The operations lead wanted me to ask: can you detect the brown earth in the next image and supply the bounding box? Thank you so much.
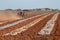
[0,10,22,26]
[0,13,55,40]
[0,13,47,35]
[0,10,40,26]
[0,12,60,40]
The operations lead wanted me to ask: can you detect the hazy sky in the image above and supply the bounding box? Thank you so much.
[0,0,60,9]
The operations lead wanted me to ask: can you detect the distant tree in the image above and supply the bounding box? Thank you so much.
[54,9,59,11]
[45,8,50,10]
[23,9,30,11]
[51,9,55,12]
[36,9,41,11]
[16,9,21,11]
[5,9,13,11]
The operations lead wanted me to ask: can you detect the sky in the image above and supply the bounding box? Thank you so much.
[0,0,60,10]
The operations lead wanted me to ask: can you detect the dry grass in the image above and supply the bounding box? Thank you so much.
[0,10,22,25]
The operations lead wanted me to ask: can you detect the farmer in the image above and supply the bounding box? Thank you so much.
[18,11,24,17]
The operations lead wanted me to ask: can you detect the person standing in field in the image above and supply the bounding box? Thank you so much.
[18,11,24,17]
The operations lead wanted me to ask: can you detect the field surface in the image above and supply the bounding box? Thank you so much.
[0,12,60,40]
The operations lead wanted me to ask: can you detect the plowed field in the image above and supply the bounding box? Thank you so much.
[0,12,60,40]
